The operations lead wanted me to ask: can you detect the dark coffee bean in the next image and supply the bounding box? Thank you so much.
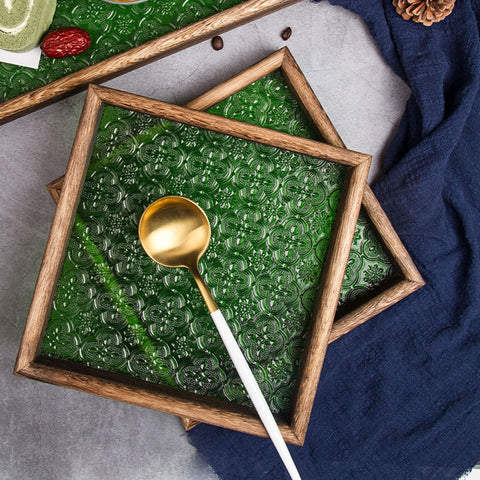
[211,36,224,51]
[281,27,292,41]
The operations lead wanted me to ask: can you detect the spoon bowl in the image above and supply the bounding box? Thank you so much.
[139,196,210,269]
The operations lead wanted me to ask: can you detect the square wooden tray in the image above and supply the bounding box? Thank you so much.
[15,77,370,445]
[0,0,299,125]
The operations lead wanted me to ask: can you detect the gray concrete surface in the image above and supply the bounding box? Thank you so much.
[0,2,410,479]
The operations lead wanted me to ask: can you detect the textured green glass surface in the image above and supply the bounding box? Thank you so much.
[0,0,243,103]
[41,71,394,416]
[205,72,395,305]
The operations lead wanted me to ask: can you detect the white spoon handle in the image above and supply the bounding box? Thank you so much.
[210,309,302,480]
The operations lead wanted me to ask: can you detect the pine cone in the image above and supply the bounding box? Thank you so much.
[392,0,455,26]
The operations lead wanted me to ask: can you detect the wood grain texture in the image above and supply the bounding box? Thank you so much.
[361,187,423,283]
[17,358,301,444]
[14,87,104,374]
[328,279,421,343]
[282,49,345,148]
[180,418,200,431]
[38,48,423,445]
[46,177,64,203]
[0,0,300,126]
[185,48,287,111]
[291,159,370,439]
[92,84,370,167]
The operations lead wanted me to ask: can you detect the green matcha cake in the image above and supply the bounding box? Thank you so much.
[0,0,57,52]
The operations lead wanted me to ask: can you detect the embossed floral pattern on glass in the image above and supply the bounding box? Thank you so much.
[41,71,395,416]
[0,0,243,103]
[206,72,395,306]
[42,103,346,415]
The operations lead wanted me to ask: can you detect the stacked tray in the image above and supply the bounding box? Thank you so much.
[15,48,422,445]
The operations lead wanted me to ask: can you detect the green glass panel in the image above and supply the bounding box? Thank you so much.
[41,70,395,416]
[207,72,395,305]
[42,101,346,415]
[0,0,243,103]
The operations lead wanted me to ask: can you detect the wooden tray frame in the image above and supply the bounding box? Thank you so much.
[0,0,300,126]
[15,79,370,446]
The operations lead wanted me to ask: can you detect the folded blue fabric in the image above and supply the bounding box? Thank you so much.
[188,1,480,478]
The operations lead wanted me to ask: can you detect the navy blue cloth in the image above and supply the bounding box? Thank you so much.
[188,1,480,478]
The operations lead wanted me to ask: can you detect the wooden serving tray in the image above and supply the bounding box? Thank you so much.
[15,73,371,445]
[0,0,299,125]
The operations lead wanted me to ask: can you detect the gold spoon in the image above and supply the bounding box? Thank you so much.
[138,196,301,480]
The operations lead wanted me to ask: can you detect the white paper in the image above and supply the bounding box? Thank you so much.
[0,46,41,69]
